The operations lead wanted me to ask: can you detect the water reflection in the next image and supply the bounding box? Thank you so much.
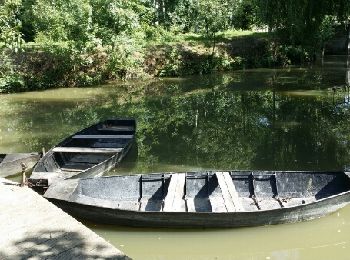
[1,58,350,173]
[1,56,350,259]
[87,205,350,260]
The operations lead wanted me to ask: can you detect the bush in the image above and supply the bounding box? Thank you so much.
[3,43,108,91]
[145,44,243,77]
[106,36,146,80]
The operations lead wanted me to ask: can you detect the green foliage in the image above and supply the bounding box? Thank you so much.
[231,0,256,30]
[90,0,141,45]
[253,0,350,52]
[318,16,337,49]
[106,36,146,80]
[147,44,242,77]
[0,56,25,93]
[1,0,350,93]
[0,0,24,51]
[31,0,92,44]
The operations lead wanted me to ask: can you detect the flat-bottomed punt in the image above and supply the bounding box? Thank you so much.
[44,170,350,227]
[29,119,135,189]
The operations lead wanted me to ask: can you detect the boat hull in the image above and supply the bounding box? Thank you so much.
[49,191,350,228]
[44,170,350,227]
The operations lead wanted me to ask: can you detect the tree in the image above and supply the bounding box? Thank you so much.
[253,0,350,55]
[89,0,142,45]
[0,0,24,51]
[31,0,92,44]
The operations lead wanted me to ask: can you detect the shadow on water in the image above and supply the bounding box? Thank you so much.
[0,229,127,260]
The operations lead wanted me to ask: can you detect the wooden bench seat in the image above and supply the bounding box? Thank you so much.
[216,172,244,212]
[52,147,122,154]
[72,135,133,139]
[163,173,186,212]
[97,126,134,132]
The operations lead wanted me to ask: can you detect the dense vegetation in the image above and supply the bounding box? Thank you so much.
[0,0,349,92]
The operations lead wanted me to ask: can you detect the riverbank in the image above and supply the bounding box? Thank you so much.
[0,178,129,259]
[1,30,311,94]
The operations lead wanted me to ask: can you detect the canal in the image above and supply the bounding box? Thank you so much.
[1,55,350,259]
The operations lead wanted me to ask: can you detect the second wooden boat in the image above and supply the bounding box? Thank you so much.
[44,170,350,227]
[29,119,136,191]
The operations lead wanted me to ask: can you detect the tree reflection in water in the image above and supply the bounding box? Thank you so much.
[0,62,350,174]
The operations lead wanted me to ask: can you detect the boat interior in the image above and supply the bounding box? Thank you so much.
[33,119,135,174]
[65,171,350,212]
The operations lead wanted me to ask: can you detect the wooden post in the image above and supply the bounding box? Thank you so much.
[20,163,27,187]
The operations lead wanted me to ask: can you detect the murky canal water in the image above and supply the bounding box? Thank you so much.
[1,55,350,259]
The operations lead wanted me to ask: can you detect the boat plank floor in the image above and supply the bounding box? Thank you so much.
[60,163,95,172]
[69,154,107,164]
[216,172,244,212]
[163,173,186,212]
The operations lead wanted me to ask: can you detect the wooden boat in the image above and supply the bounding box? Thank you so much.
[28,119,135,190]
[44,170,350,228]
[0,153,40,178]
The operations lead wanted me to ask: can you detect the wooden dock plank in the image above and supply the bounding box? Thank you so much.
[216,172,244,212]
[163,173,186,212]
[52,147,122,153]
[0,178,129,260]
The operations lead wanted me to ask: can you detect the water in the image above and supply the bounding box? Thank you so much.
[1,55,350,259]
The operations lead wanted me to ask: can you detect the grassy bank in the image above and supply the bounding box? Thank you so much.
[0,30,309,93]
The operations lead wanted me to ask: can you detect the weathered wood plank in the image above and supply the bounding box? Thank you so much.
[163,173,186,212]
[209,196,227,212]
[72,134,133,139]
[52,147,122,153]
[186,198,196,212]
[98,126,134,132]
[216,172,244,212]
[69,154,107,164]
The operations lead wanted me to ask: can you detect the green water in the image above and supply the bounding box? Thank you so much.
[1,55,350,259]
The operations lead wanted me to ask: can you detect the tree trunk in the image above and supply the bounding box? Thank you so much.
[211,33,216,56]
[347,20,350,56]
[154,0,159,25]
[347,55,350,87]
[347,20,350,87]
